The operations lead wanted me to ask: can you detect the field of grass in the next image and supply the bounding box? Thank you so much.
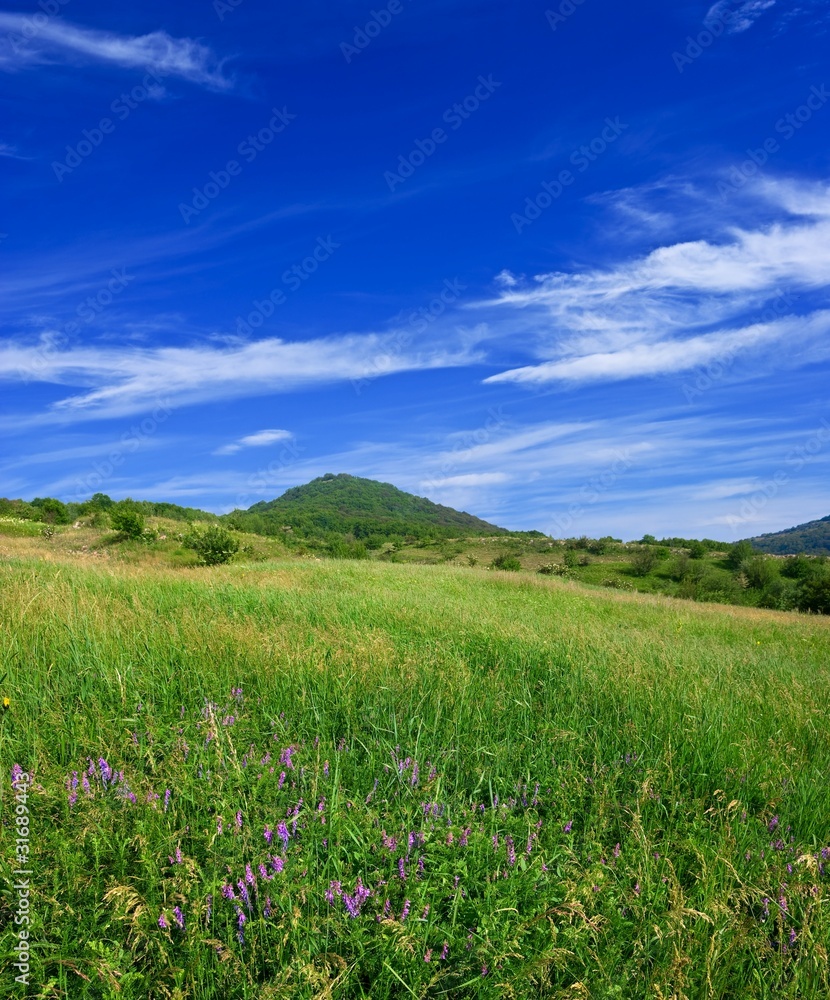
[2,534,830,998]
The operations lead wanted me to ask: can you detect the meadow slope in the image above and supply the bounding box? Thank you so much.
[1,549,830,999]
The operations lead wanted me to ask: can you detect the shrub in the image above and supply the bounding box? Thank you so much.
[110,506,145,539]
[741,556,780,590]
[491,554,521,571]
[688,540,707,559]
[33,497,71,525]
[781,555,816,580]
[186,526,240,566]
[630,547,659,577]
[795,569,830,614]
[563,549,581,569]
[726,539,755,570]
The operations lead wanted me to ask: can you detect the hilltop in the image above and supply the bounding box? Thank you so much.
[749,514,830,555]
[230,472,506,542]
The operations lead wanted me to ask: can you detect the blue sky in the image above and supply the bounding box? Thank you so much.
[1,0,829,539]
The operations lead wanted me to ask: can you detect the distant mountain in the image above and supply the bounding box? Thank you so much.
[234,473,505,540]
[749,515,830,555]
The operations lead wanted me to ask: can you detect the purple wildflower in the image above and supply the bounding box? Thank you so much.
[173,906,185,930]
[270,856,285,874]
[400,899,411,922]
[563,821,573,833]
[163,788,171,812]
[99,758,112,786]
[424,949,432,963]
[768,816,779,832]
[398,858,406,881]
[323,761,329,777]
[789,928,797,945]
[235,810,243,831]
[245,864,255,887]
[613,843,621,859]
[506,836,516,868]
[342,877,371,918]
[280,746,296,769]
[158,912,168,929]
[217,817,223,835]
[440,942,449,960]
[277,821,289,850]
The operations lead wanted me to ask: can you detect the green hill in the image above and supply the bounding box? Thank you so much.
[230,472,505,541]
[750,514,830,555]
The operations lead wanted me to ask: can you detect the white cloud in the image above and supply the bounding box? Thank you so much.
[0,330,480,424]
[0,142,28,159]
[706,0,776,33]
[214,428,293,456]
[422,472,509,489]
[0,15,233,90]
[479,178,830,386]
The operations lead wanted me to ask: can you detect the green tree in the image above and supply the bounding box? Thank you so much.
[726,540,755,570]
[796,570,830,614]
[33,497,71,525]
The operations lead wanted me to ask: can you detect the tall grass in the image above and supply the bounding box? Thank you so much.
[1,554,829,998]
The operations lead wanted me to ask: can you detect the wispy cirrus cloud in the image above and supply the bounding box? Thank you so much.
[0,141,28,159]
[0,330,480,424]
[214,429,293,456]
[706,0,776,33]
[0,14,234,90]
[478,177,830,387]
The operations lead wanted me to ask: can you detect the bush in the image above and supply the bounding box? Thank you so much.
[186,526,240,566]
[781,555,816,580]
[630,547,659,577]
[688,540,707,559]
[33,497,71,525]
[741,556,779,590]
[795,570,830,614]
[491,554,521,571]
[726,539,755,570]
[110,506,145,539]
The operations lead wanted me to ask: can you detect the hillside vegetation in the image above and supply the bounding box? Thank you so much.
[1,479,829,615]
[1,534,830,998]
[751,515,830,556]
[231,473,505,544]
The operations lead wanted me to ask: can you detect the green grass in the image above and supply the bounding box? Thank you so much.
[1,549,830,999]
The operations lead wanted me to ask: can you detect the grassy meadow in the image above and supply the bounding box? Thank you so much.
[2,531,830,998]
